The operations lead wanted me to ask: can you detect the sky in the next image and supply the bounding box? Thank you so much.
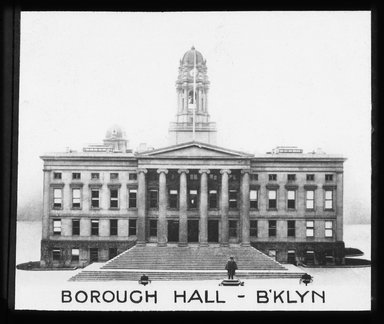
[18,11,371,223]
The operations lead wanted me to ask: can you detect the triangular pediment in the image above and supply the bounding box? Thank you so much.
[138,141,253,158]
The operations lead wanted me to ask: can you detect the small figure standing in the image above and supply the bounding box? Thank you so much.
[225,256,238,280]
[139,274,151,286]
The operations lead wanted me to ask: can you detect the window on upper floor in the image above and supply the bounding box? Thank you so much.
[72,219,80,236]
[229,220,237,238]
[189,173,198,181]
[128,189,137,208]
[269,174,277,181]
[325,190,333,210]
[306,190,315,210]
[209,190,218,209]
[306,174,315,181]
[306,220,314,237]
[325,174,333,181]
[110,173,119,180]
[91,173,100,180]
[91,189,100,208]
[169,189,178,209]
[91,219,99,236]
[268,190,277,209]
[250,220,258,237]
[287,174,296,181]
[149,189,158,208]
[268,220,277,237]
[53,219,61,235]
[72,188,81,209]
[287,190,296,209]
[250,190,258,209]
[209,173,218,181]
[229,190,237,209]
[72,172,81,180]
[52,188,62,209]
[250,173,258,181]
[149,220,157,237]
[128,173,137,181]
[287,220,296,237]
[53,172,62,180]
[110,189,119,208]
[229,174,238,181]
[325,221,333,237]
[110,219,118,236]
[188,189,198,209]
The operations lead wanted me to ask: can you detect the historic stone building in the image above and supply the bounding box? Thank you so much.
[40,47,346,268]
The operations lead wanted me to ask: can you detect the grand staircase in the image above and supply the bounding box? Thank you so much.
[69,244,304,281]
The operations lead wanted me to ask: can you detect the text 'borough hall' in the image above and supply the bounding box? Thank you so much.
[40,47,346,268]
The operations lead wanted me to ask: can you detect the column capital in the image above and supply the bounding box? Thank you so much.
[157,168,169,174]
[178,169,190,174]
[198,169,210,174]
[241,169,252,175]
[220,169,231,175]
[137,168,148,174]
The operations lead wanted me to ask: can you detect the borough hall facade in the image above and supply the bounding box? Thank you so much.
[40,47,346,267]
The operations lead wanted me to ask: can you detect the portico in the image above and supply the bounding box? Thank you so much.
[136,141,253,247]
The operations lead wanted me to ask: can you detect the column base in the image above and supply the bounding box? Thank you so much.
[178,242,188,247]
[157,242,167,247]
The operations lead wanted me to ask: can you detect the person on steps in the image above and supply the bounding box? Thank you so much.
[225,256,238,280]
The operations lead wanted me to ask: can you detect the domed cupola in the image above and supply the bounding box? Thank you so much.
[103,124,129,152]
[105,124,125,139]
[181,46,206,66]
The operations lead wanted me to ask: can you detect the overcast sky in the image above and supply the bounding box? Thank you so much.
[18,11,371,222]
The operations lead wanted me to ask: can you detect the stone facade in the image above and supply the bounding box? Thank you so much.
[39,47,346,268]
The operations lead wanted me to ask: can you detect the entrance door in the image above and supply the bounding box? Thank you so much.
[168,220,179,242]
[188,220,199,242]
[208,220,219,242]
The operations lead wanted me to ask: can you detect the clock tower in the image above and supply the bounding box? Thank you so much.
[168,47,217,145]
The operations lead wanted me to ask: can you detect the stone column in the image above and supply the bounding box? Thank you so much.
[220,169,231,246]
[199,169,210,246]
[240,169,251,246]
[178,169,189,246]
[42,169,51,240]
[137,168,147,246]
[157,168,168,247]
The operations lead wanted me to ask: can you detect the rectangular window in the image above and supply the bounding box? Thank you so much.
[128,189,137,208]
[189,173,198,181]
[72,219,80,236]
[305,250,315,265]
[53,219,61,235]
[325,174,333,181]
[110,219,118,236]
[287,190,296,209]
[250,220,258,237]
[149,190,158,208]
[306,220,314,237]
[72,172,81,180]
[91,173,100,180]
[268,190,277,209]
[109,248,118,260]
[250,190,258,209]
[91,219,99,236]
[269,174,277,181]
[306,174,315,181]
[287,250,296,264]
[149,220,157,237]
[129,173,137,181]
[110,173,119,180]
[229,174,238,181]
[268,220,277,237]
[287,220,296,237]
[306,190,315,209]
[209,190,218,209]
[188,189,198,208]
[250,173,258,181]
[53,172,62,180]
[325,221,333,237]
[287,174,296,181]
[110,189,119,208]
[229,190,237,208]
[325,190,333,210]
[129,219,137,236]
[209,173,218,181]
[71,248,79,262]
[52,248,61,261]
[53,188,62,209]
[169,189,178,209]
[268,250,276,260]
[72,188,81,208]
[229,220,237,238]
[90,248,98,262]
[91,189,100,208]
